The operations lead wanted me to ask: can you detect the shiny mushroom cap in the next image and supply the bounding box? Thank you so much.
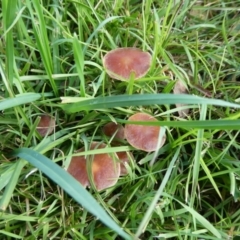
[103,47,152,81]
[67,142,120,191]
[125,113,166,152]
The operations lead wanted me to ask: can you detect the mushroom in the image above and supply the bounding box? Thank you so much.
[116,151,134,176]
[102,122,134,175]
[103,47,152,81]
[67,155,89,188]
[102,122,125,142]
[173,80,189,118]
[36,115,55,136]
[67,142,120,191]
[125,113,166,152]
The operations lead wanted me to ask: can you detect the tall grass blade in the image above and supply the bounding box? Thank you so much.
[2,0,18,94]
[60,94,240,113]
[134,147,180,239]
[73,35,85,97]
[26,0,58,96]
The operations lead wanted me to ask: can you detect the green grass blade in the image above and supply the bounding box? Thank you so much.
[0,160,26,211]
[73,35,85,97]
[83,16,121,54]
[2,0,18,92]
[60,94,240,113]
[162,193,227,239]
[0,59,13,96]
[0,230,22,239]
[12,148,131,240]
[0,93,50,111]
[134,147,180,239]
[192,104,207,196]
[0,164,18,191]
[114,119,240,130]
[26,0,58,96]
[0,213,37,222]
[200,158,222,199]
[2,6,26,38]
[189,105,207,231]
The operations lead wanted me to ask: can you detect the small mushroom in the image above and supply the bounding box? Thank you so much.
[173,80,189,118]
[102,122,125,142]
[67,142,120,191]
[125,113,166,152]
[116,151,134,176]
[103,122,134,175]
[103,47,152,81]
[36,115,55,136]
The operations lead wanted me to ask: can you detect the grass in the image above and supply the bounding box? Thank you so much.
[1,0,240,239]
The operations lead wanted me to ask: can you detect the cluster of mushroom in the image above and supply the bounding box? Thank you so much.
[67,48,165,191]
[67,112,166,191]
[36,47,186,191]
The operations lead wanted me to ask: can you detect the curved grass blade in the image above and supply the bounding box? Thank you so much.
[60,94,240,113]
[12,148,131,240]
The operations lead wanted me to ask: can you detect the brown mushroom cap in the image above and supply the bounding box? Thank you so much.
[67,142,120,191]
[102,122,125,142]
[103,48,152,81]
[116,151,134,175]
[67,156,89,188]
[173,80,189,118]
[103,123,133,175]
[36,115,55,136]
[125,113,166,152]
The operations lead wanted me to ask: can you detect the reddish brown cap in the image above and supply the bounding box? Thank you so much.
[103,48,152,81]
[102,122,125,142]
[36,115,55,136]
[67,142,120,191]
[125,113,166,152]
[67,155,89,188]
[116,151,134,175]
[173,80,189,118]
